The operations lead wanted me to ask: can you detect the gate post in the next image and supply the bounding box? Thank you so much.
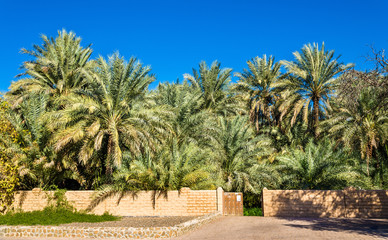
[262,187,267,217]
[217,187,224,214]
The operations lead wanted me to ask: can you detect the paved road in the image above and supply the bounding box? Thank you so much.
[175,216,388,240]
[1,216,388,240]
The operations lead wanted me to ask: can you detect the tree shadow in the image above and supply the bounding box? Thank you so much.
[344,188,388,218]
[15,191,27,209]
[263,190,347,217]
[283,217,388,238]
[263,189,388,238]
[263,189,388,218]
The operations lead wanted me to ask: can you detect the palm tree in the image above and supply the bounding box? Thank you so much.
[7,30,93,107]
[215,116,278,193]
[152,81,218,147]
[235,55,283,133]
[279,43,353,138]
[0,95,77,189]
[47,53,168,180]
[323,88,388,176]
[89,139,215,209]
[184,61,242,115]
[276,140,368,189]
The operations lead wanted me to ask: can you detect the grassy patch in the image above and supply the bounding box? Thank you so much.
[0,207,119,226]
[243,207,263,216]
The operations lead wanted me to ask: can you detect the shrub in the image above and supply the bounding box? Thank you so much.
[0,101,20,214]
[44,187,74,211]
[0,157,19,214]
[0,207,118,225]
[243,207,263,216]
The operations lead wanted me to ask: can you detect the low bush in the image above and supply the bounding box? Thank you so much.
[0,207,119,225]
[243,207,263,216]
[0,187,119,226]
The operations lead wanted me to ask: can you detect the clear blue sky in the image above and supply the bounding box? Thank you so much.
[1,0,387,91]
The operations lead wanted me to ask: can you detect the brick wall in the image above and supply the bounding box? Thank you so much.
[187,190,218,215]
[262,188,388,218]
[13,187,225,216]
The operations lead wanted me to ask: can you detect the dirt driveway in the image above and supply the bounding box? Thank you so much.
[174,216,388,240]
[1,216,388,240]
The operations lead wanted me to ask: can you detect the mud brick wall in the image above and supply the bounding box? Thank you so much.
[187,190,218,215]
[345,189,388,218]
[262,188,388,218]
[13,187,224,216]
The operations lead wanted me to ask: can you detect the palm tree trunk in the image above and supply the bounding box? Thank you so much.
[366,143,371,176]
[313,95,320,139]
[264,107,272,127]
[255,110,259,134]
[106,135,113,180]
[377,153,382,186]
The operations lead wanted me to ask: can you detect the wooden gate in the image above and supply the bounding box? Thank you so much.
[223,192,243,215]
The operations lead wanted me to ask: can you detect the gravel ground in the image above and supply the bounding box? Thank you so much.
[58,216,196,228]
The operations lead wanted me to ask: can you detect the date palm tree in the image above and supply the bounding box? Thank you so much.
[279,43,353,138]
[0,95,77,189]
[276,140,368,189]
[235,55,283,133]
[152,82,217,147]
[323,89,388,176]
[47,53,168,179]
[184,61,242,116]
[7,30,93,107]
[215,116,278,193]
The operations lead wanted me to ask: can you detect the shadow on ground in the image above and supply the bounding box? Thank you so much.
[283,218,388,238]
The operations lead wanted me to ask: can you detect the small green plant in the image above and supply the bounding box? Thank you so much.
[44,186,73,211]
[0,185,120,226]
[0,207,119,225]
[243,207,263,216]
[0,102,20,214]
[0,158,19,214]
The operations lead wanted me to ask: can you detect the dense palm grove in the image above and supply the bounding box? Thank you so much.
[0,30,387,208]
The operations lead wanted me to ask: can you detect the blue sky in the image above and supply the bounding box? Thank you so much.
[1,0,387,91]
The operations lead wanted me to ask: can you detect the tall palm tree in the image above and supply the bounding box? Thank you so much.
[279,43,353,138]
[7,30,93,107]
[47,53,168,179]
[152,82,218,147]
[184,61,242,115]
[323,88,388,176]
[235,55,283,133]
[276,140,368,189]
[215,116,278,193]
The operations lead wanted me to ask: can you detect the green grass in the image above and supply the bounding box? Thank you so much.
[243,207,263,216]
[0,207,119,226]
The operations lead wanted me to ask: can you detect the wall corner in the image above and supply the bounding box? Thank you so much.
[262,187,268,217]
[216,187,224,214]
